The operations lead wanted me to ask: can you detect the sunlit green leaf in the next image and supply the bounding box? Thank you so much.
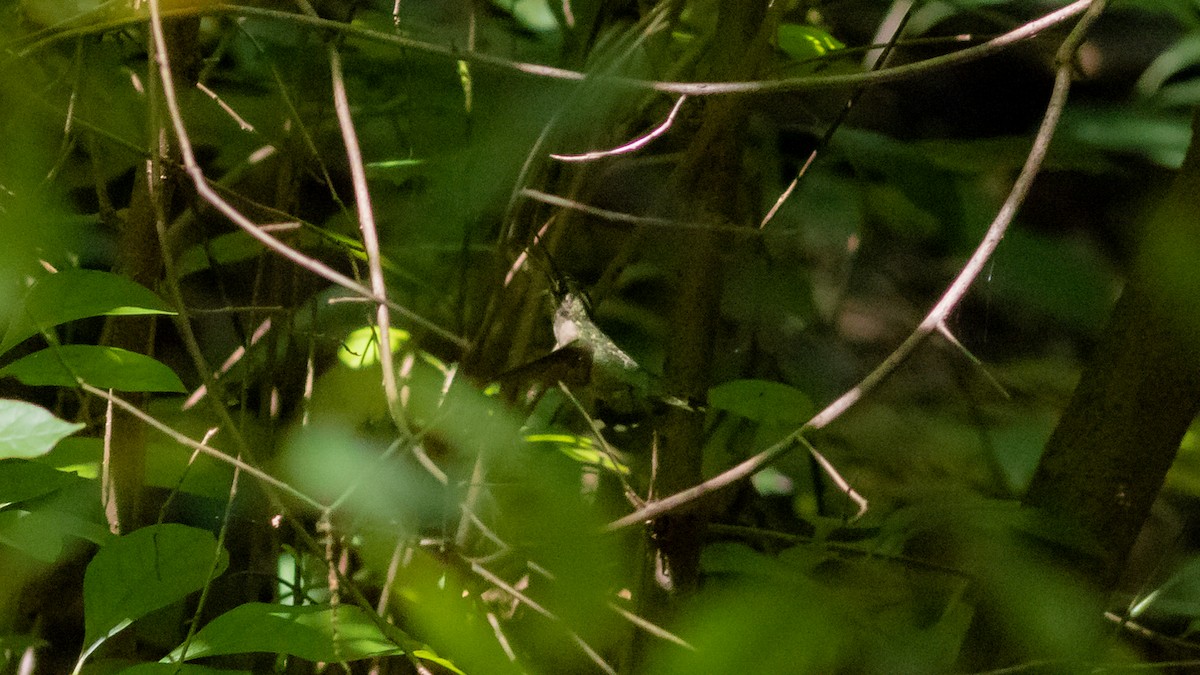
[526,433,630,475]
[0,399,84,459]
[0,458,82,502]
[0,345,186,392]
[166,603,406,663]
[1131,556,1200,619]
[0,269,174,356]
[337,326,410,369]
[0,508,112,562]
[40,436,103,479]
[490,0,559,33]
[778,23,844,61]
[365,159,427,186]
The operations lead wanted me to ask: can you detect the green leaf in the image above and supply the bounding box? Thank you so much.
[83,524,228,653]
[364,158,427,186]
[777,24,844,61]
[490,0,559,33]
[120,664,250,675]
[0,345,185,392]
[0,269,174,356]
[1137,33,1200,98]
[0,509,112,562]
[0,399,84,458]
[1059,106,1192,169]
[1133,556,1200,619]
[525,433,630,475]
[167,603,405,663]
[707,380,813,426]
[0,458,82,502]
[337,326,410,369]
[173,230,270,278]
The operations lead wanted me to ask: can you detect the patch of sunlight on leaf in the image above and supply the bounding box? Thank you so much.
[0,458,82,503]
[1131,555,1200,621]
[490,0,558,33]
[364,158,427,186]
[1167,425,1200,497]
[0,400,84,459]
[777,23,844,61]
[337,326,410,369]
[525,433,630,475]
[38,436,102,479]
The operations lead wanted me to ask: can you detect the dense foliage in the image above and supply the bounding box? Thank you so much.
[3,0,1200,672]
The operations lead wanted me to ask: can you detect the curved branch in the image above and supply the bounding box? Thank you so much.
[14,0,1088,96]
[605,0,1106,532]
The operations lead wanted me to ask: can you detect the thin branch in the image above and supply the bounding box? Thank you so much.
[327,40,407,431]
[176,455,244,663]
[14,1,1089,97]
[550,95,687,162]
[605,0,1104,532]
[521,187,774,234]
[608,601,694,649]
[762,0,914,228]
[81,383,325,510]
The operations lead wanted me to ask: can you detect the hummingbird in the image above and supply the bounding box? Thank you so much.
[552,284,693,414]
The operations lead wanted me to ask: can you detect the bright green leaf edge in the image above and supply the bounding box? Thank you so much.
[0,269,174,356]
[0,345,186,393]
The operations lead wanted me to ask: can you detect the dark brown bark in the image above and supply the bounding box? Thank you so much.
[636,0,777,621]
[100,17,200,534]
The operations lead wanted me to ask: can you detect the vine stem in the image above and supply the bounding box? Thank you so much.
[606,0,1108,532]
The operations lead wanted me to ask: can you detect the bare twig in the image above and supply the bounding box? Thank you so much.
[550,95,687,162]
[522,187,776,234]
[327,41,408,431]
[608,601,694,650]
[81,383,325,510]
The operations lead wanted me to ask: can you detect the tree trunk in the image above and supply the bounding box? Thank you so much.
[1021,108,1200,588]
